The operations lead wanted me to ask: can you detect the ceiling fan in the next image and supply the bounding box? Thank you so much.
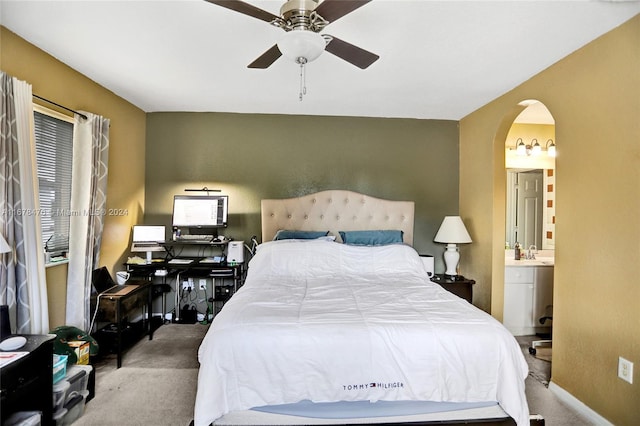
[206,0,379,70]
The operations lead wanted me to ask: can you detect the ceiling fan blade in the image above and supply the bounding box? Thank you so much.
[248,45,282,69]
[314,0,372,23]
[324,35,379,69]
[205,0,279,23]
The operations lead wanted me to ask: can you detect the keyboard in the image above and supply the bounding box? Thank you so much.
[168,258,193,265]
[175,235,213,242]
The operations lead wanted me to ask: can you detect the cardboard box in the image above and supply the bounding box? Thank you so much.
[67,340,90,365]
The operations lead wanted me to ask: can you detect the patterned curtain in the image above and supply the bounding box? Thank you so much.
[0,71,49,334]
[66,112,109,331]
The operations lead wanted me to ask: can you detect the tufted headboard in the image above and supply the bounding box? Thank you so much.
[261,190,415,245]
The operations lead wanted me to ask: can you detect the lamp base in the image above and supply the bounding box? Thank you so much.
[443,244,460,277]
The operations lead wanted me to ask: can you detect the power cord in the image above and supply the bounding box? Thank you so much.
[89,292,105,333]
[242,235,259,263]
[89,284,119,333]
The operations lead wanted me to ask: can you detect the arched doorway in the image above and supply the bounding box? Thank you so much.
[492,100,557,353]
[504,101,556,251]
[490,100,556,324]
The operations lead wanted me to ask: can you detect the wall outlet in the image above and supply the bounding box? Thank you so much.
[618,357,634,384]
[199,279,207,290]
[182,281,193,291]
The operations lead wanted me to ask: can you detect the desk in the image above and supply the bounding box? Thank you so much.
[124,263,173,324]
[1,334,55,425]
[126,260,244,323]
[95,282,152,368]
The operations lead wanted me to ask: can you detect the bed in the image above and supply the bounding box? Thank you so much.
[194,190,530,426]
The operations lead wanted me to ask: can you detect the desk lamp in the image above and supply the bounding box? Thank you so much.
[434,216,472,277]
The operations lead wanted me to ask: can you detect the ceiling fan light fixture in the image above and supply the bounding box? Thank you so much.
[277,29,326,64]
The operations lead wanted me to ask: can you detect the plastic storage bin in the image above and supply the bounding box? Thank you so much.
[52,354,68,384]
[65,365,92,401]
[52,380,71,413]
[54,390,88,426]
[4,411,42,426]
[52,408,67,426]
[52,364,93,412]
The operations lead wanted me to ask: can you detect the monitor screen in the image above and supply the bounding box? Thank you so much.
[172,195,228,229]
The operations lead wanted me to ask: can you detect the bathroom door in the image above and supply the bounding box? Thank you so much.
[516,170,543,249]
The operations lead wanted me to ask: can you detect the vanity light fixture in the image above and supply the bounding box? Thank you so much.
[531,139,542,156]
[515,138,555,157]
[516,138,527,156]
[434,216,472,277]
[546,139,556,157]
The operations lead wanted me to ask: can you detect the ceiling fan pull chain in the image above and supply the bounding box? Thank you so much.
[299,62,303,101]
[302,63,308,96]
[299,61,308,101]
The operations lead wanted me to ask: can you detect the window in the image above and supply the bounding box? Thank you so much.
[33,106,73,256]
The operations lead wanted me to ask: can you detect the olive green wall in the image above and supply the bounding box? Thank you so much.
[460,15,639,424]
[145,113,459,270]
[1,27,147,329]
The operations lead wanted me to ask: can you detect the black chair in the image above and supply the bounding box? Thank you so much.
[529,305,552,355]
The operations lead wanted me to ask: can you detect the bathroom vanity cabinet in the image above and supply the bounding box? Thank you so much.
[503,265,553,336]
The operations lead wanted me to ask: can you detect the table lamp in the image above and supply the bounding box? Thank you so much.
[0,235,11,327]
[434,216,472,277]
[0,234,10,254]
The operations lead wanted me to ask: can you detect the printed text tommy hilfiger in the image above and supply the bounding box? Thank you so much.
[343,382,404,391]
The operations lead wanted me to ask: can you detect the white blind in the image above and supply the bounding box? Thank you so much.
[34,110,73,254]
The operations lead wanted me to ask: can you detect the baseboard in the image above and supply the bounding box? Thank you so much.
[548,381,613,425]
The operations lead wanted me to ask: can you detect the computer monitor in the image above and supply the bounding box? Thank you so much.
[131,225,166,263]
[131,225,166,250]
[172,195,228,230]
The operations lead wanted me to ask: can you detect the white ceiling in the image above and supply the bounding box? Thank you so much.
[2,1,639,120]
[514,101,554,124]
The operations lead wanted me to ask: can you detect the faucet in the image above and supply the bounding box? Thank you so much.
[527,245,537,260]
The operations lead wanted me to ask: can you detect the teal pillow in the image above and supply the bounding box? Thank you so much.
[274,230,329,240]
[339,230,404,246]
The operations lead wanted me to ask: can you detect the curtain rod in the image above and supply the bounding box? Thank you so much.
[32,94,88,120]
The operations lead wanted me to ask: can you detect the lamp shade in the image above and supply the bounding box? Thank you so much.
[434,216,472,244]
[0,234,10,254]
[277,29,325,64]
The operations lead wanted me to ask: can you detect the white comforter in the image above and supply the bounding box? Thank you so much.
[194,240,529,426]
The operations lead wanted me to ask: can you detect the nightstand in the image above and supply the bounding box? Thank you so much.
[1,334,55,425]
[431,274,475,303]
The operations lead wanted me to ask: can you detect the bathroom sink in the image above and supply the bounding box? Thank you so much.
[505,257,554,266]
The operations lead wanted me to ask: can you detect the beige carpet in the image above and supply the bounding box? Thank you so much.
[516,336,551,387]
[75,323,209,426]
